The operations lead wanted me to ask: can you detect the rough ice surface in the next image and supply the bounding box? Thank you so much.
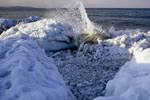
[18,16,41,23]
[47,28,150,100]
[106,27,150,55]
[94,48,150,100]
[0,18,17,28]
[94,29,150,100]
[1,16,150,100]
[0,18,17,34]
[47,44,130,100]
[0,19,75,100]
[0,16,41,34]
[0,19,75,51]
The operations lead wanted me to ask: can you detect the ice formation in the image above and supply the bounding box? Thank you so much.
[1,0,150,100]
[48,28,150,100]
[0,19,75,51]
[0,18,17,34]
[94,48,150,100]
[1,16,150,100]
[0,16,41,34]
[0,19,75,100]
[94,29,150,100]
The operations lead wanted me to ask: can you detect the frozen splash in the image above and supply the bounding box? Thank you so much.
[65,0,95,34]
[46,0,100,35]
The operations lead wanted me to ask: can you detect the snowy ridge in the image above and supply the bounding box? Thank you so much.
[94,29,150,100]
[0,19,75,100]
[0,19,75,51]
[106,27,150,55]
[94,48,150,100]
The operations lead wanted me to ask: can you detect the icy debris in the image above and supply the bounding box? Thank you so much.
[0,18,17,34]
[0,19,76,100]
[94,48,150,100]
[0,16,41,34]
[47,28,150,100]
[1,16,150,100]
[0,18,17,28]
[47,42,131,100]
[106,28,150,55]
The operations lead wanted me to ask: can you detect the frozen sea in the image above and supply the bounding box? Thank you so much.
[0,8,150,30]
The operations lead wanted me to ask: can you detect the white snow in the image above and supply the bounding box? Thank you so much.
[0,19,76,51]
[0,16,41,34]
[0,19,75,100]
[94,48,150,100]
[94,29,150,100]
[106,27,150,55]
[1,16,150,100]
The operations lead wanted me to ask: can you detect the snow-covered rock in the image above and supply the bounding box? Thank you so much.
[94,48,150,100]
[0,19,76,100]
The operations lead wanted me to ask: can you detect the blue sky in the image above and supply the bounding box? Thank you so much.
[0,0,150,8]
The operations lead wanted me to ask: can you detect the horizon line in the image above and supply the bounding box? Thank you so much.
[0,6,150,9]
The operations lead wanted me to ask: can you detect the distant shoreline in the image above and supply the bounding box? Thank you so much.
[0,6,150,9]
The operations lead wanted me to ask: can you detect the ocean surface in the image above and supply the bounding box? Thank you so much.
[0,8,150,30]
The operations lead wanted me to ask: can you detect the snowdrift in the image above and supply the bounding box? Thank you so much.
[0,19,75,51]
[94,46,150,100]
[0,19,75,100]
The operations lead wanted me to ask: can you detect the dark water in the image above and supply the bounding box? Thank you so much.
[87,8,150,30]
[0,8,150,30]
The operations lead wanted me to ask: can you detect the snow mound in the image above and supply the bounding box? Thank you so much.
[0,19,75,51]
[106,27,150,55]
[94,48,150,100]
[0,19,76,100]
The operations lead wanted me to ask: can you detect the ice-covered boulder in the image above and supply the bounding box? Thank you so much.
[0,19,76,100]
[94,48,150,100]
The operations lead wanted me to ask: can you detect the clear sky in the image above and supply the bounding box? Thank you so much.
[0,0,150,8]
